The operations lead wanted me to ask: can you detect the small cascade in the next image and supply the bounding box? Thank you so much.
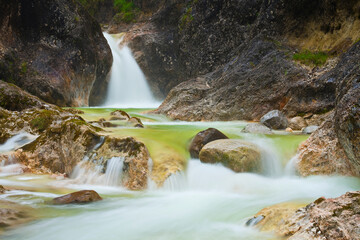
[285,154,299,176]
[104,157,125,186]
[102,33,160,108]
[246,138,283,177]
[70,156,125,187]
[160,171,187,191]
[0,132,38,153]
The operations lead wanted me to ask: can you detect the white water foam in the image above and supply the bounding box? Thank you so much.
[0,132,38,153]
[101,33,160,108]
[104,157,125,186]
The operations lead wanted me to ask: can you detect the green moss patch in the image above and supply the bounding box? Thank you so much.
[293,50,329,67]
[30,110,54,132]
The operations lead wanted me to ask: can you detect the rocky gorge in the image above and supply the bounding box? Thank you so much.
[0,0,359,239]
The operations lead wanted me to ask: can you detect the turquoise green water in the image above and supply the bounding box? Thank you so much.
[0,108,359,240]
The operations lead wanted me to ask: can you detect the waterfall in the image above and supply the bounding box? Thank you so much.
[102,33,160,108]
[104,157,125,186]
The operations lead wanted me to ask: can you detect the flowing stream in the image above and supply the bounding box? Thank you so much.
[1,109,360,240]
[101,33,160,108]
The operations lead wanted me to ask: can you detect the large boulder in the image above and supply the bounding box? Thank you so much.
[251,191,360,240]
[241,123,273,134]
[90,137,150,190]
[260,110,288,130]
[288,116,307,131]
[53,190,102,204]
[189,128,228,158]
[0,0,112,106]
[199,139,262,173]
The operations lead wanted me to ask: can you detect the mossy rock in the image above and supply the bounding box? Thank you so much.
[0,80,42,111]
[199,139,262,173]
[110,110,130,120]
[29,110,56,132]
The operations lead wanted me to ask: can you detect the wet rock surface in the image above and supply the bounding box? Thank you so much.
[0,0,112,107]
[189,128,228,158]
[242,123,273,135]
[297,42,360,177]
[128,117,144,128]
[0,185,5,194]
[110,110,130,121]
[148,0,360,121]
[0,200,34,233]
[199,139,262,173]
[252,191,360,240]
[302,125,319,134]
[288,116,307,131]
[90,136,151,190]
[260,110,288,130]
[0,81,151,190]
[53,190,102,204]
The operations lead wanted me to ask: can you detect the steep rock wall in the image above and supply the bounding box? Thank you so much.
[0,0,112,107]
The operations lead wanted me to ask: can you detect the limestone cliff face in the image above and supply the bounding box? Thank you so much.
[146,0,360,120]
[297,42,360,176]
[0,0,112,107]
[113,0,360,120]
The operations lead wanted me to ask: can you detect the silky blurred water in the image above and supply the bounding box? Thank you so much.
[1,109,359,240]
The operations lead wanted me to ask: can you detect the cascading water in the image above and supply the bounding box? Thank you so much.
[102,33,160,108]
[1,117,360,240]
[104,157,125,186]
[0,132,38,153]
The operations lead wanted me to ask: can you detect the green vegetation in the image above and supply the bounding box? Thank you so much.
[30,110,54,132]
[77,0,102,17]
[179,7,194,31]
[77,0,137,23]
[179,0,198,31]
[113,0,137,23]
[293,50,329,67]
[20,62,28,76]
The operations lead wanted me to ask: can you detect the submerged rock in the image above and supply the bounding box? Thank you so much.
[0,185,5,194]
[252,191,360,240]
[288,116,307,131]
[110,110,130,121]
[128,117,144,128]
[302,125,319,134]
[0,200,34,232]
[90,119,117,128]
[65,109,85,115]
[189,128,229,158]
[260,110,288,130]
[149,151,186,187]
[53,190,102,204]
[242,123,273,134]
[199,139,262,173]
